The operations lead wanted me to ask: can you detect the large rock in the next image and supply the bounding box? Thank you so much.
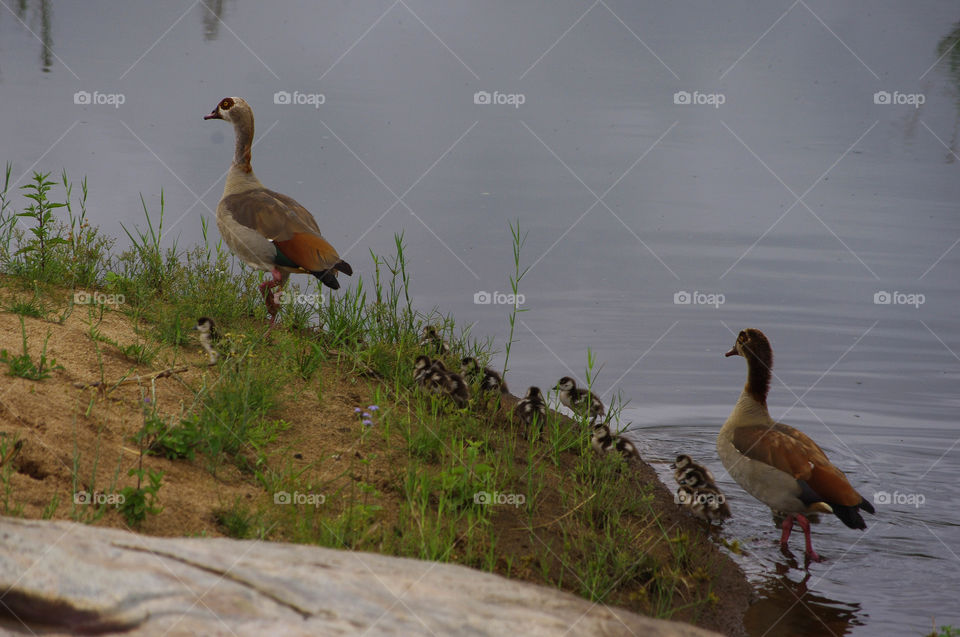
[0,518,719,636]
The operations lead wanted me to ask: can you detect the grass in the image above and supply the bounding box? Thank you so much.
[0,169,741,631]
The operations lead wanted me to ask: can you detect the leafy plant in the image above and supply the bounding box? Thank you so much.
[117,467,164,527]
[17,172,68,279]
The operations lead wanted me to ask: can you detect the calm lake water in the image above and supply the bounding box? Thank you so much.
[2,2,959,634]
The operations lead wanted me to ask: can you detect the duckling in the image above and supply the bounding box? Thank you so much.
[516,386,546,427]
[671,454,716,488]
[590,423,641,461]
[193,317,220,365]
[413,355,433,386]
[553,376,605,423]
[442,372,471,408]
[676,485,731,524]
[461,357,510,395]
[419,326,450,355]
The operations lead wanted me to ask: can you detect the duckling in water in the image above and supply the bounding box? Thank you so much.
[590,423,641,461]
[553,376,604,424]
[193,317,220,365]
[671,454,716,489]
[676,485,731,523]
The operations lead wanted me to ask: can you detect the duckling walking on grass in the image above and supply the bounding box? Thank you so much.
[193,317,220,365]
[413,355,433,386]
[590,423,641,461]
[460,357,509,394]
[516,386,546,429]
[554,377,604,424]
[442,372,471,408]
[419,326,451,355]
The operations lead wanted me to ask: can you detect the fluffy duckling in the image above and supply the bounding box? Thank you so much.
[591,423,641,461]
[442,372,471,408]
[419,326,451,355]
[676,485,731,523]
[671,454,717,489]
[193,317,220,365]
[516,386,547,427]
[461,356,509,395]
[553,376,605,423]
[413,355,433,386]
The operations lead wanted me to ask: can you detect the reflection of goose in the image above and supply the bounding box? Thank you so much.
[718,328,875,562]
[745,567,863,636]
[204,97,352,324]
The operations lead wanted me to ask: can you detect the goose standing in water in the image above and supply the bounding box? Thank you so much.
[204,97,352,324]
[718,328,874,562]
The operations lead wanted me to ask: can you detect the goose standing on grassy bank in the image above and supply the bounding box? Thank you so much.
[204,97,352,324]
[193,317,220,365]
[553,377,605,424]
[718,328,875,562]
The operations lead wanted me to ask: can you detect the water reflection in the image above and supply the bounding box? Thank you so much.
[8,0,53,73]
[200,0,228,41]
[745,564,865,637]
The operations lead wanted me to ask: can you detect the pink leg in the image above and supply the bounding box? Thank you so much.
[258,269,284,325]
[779,514,795,548]
[795,514,823,562]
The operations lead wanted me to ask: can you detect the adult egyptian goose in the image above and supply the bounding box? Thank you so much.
[718,328,875,562]
[204,97,352,323]
[554,377,605,424]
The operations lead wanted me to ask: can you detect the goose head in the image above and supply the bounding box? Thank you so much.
[724,328,772,365]
[414,355,432,373]
[204,96,251,124]
[553,376,577,392]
